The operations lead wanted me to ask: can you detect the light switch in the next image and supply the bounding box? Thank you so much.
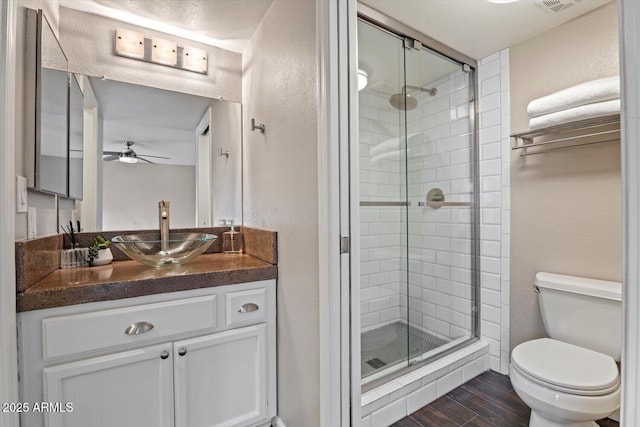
[16,176,27,213]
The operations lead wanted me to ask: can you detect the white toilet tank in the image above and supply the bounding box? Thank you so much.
[535,272,622,361]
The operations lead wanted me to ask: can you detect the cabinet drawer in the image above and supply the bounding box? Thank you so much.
[42,295,217,360]
[226,288,267,327]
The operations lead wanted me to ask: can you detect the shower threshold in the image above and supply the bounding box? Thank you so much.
[361,321,449,381]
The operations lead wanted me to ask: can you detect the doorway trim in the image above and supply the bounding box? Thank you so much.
[317,0,358,425]
[619,0,640,424]
[0,1,19,426]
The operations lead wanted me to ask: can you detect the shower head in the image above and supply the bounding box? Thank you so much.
[389,93,418,111]
[388,85,437,110]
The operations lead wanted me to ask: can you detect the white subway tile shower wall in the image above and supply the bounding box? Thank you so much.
[478,49,510,374]
[404,69,476,345]
[360,91,406,332]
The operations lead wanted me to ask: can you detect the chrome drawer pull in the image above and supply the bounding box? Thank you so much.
[124,321,154,335]
[238,303,259,313]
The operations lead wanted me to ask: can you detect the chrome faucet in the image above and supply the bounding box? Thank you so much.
[159,201,170,253]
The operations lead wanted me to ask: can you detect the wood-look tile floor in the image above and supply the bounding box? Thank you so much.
[391,371,620,427]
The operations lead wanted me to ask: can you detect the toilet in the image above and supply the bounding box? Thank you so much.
[510,272,622,427]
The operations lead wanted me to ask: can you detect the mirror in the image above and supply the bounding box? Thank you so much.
[80,77,242,232]
[25,9,69,196]
[69,74,83,199]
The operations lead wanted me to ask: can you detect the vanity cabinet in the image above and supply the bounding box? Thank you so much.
[43,343,174,427]
[18,280,276,427]
[173,324,268,427]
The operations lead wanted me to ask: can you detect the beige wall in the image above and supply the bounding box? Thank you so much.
[242,0,319,425]
[510,2,621,350]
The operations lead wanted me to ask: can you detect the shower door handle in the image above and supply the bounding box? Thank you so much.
[419,200,473,209]
[419,188,473,209]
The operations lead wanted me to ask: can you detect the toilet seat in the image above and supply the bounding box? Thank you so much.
[511,338,619,396]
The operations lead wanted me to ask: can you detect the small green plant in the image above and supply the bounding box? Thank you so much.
[92,235,111,250]
[87,235,111,265]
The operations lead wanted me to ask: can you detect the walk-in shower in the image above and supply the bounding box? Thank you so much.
[358,17,478,385]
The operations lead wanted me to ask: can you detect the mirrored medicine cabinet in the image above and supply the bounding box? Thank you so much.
[25,8,83,200]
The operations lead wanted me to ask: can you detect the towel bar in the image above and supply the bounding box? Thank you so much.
[511,114,620,156]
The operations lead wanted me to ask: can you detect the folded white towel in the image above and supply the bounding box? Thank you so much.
[527,76,620,118]
[528,99,620,130]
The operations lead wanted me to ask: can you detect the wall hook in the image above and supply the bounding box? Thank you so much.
[219,148,230,158]
[251,118,266,133]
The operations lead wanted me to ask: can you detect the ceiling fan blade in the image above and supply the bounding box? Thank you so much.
[137,153,171,159]
[103,154,119,161]
[102,151,120,155]
[138,157,156,164]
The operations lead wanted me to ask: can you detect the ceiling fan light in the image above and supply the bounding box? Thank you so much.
[119,153,138,164]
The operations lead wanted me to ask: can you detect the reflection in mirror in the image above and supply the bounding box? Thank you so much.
[69,74,83,199]
[81,78,242,232]
[36,10,69,195]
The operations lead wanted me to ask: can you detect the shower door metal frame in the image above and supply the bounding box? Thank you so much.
[356,3,482,390]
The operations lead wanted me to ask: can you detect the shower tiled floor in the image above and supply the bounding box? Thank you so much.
[361,321,448,378]
[391,370,620,427]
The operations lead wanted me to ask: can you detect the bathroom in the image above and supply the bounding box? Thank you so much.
[0,0,639,426]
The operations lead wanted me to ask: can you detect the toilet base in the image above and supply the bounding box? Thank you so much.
[530,411,598,427]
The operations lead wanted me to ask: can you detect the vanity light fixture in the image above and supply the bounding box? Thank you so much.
[358,69,368,91]
[115,28,145,59]
[182,45,208,73]
[151,37,177,66]
[114,28,208,74]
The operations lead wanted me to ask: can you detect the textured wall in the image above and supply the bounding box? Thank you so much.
[510,2,621,350]
[241,0,319,425]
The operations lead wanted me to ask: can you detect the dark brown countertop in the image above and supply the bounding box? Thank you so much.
[17,253,277,312]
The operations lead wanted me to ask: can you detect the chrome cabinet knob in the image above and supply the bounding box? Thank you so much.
[160,351,169,360]
[124,321,154,335]
[238,303,259,313]
[178,348,187,356]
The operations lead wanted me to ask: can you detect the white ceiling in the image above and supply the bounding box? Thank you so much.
[360,0,614,60]
[61,0,614,59]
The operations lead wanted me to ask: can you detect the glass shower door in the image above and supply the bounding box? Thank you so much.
[358,21,410,381]
[404,44,477,366]
[358,18,478,384]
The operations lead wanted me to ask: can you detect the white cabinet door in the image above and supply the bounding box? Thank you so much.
[43,343,174,427]
[173,324,268,427]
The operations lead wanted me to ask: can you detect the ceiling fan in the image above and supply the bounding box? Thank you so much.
[103,141,170,164]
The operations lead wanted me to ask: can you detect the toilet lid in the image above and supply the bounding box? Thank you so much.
[512,338,619,393]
